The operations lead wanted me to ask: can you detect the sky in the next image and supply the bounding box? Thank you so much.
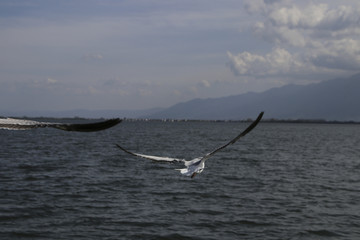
[1,0,360,112]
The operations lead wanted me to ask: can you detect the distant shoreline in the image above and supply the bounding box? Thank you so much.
[2,116,359,124]
[124,118,360,124]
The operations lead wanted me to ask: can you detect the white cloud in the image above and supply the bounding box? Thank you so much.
[268,4,327,28]
[227,47,306,77]
[244,0,290,15]
[230,1,360,81]
[199,79,211,88]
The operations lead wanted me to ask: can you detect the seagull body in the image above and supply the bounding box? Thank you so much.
[0,118,121,132]
[116,112,264,178]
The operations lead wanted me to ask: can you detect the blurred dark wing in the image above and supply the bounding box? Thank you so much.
[116,144,185,163]
[0,118,121,132]
[52,118,122,132]
[204,112,264,158]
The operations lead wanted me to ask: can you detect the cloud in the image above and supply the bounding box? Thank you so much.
[199,79,211,88]
[244,0,289,14]
[227,47,306,77]
[309,38,360,70]
[230,1,360,80]
[82,54,103,62]
[47,77,58,84]
[31,78,60,88]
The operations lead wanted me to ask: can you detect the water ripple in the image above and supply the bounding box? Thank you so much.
[1,122,359,239]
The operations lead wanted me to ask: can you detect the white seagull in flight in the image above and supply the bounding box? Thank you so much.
[116,112,264,178]
[0,118,121,132]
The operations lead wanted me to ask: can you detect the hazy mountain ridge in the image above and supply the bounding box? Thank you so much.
[2,74,359,121]
[146,73,360,121]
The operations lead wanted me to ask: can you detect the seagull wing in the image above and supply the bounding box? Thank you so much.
[203,111,264,159]
[0,118,121,132]
[115,144,185,163]
[52,118,122,132]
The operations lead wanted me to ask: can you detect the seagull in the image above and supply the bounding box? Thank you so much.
[116,112,264,178]
[0,117,121,132]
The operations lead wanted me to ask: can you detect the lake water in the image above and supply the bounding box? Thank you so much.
[1,120,359,240]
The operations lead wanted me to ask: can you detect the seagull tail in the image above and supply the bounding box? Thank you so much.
[175,168,197,178]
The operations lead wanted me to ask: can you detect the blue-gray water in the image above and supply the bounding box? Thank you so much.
[1,120,359,240]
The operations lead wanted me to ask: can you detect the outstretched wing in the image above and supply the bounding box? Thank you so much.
[115,144,185,163]
[203,112,264,159]
[0,118,121,132]
[52,118,122,132]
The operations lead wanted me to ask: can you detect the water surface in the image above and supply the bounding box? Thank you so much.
[1,121,359,239]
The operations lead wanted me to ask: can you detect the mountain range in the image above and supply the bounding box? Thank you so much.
[145,73,360,121]
[2,73,359,121]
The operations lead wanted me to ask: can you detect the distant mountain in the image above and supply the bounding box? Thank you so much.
[3,74,359,121]
[146,73,360,121]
